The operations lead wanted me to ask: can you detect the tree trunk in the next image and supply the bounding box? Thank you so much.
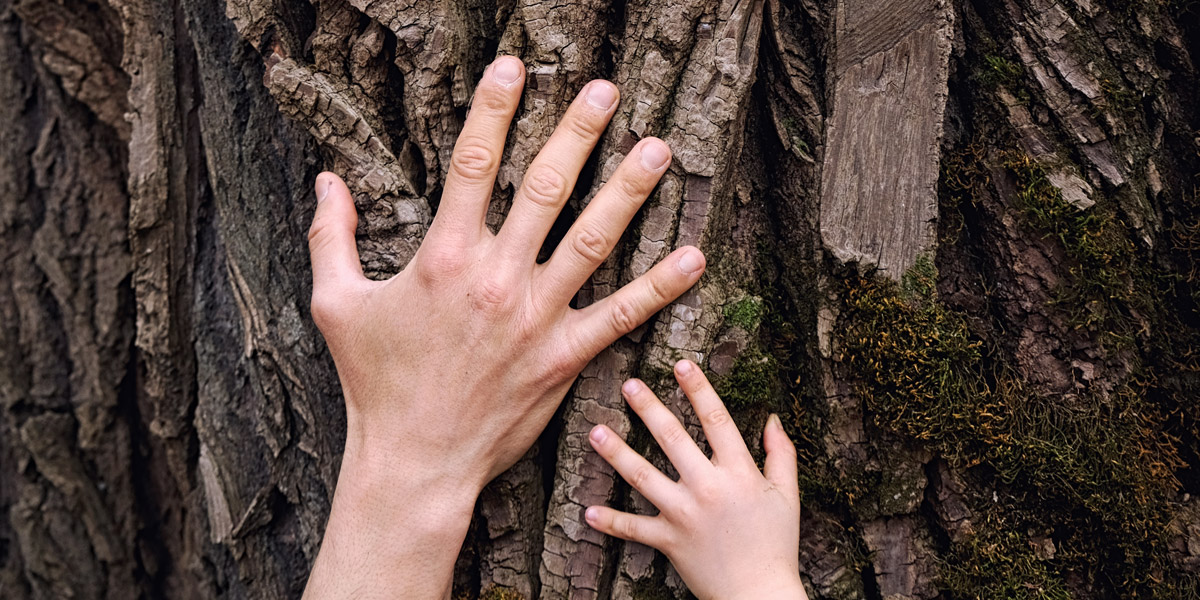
[2,0,1199,598]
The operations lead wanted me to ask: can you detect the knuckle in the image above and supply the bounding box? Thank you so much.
[615,170,652,200]
[564,113,606,141]
[694,479,723,504]
[546,349,582,381]
[607,298,641,334]
[570,225,611,263]
[629,465,654,491]
[521,166,569,209]
[676,499,699,521]
[470,276,512,312]
[449,141,498,182]
[550,331,588,374]
[661,424,691,449]
[307,219,333,254]
[473,87,512,113]
[310,289,345,333]
[704,408,732,428]
[511,310,543,343]
[658,531,679,556]
[668,501,697,528]
[415,248,468,284]
[646,275,670,305]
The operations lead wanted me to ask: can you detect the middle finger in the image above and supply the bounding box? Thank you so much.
[621,379,711,482]
[494,80,619,266]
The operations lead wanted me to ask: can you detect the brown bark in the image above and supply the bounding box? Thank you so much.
[1,0,1199,598]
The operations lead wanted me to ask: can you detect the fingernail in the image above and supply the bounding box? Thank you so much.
[677,248,705,275]
[675,360,694,375]
[316,175,331,203]
[622,379,642,396]
[590,426,608,445]
[585,81,618,109]
[493,57,522,85]
[585,507,599,523]
[640,140,671,170]
[768,413,782,429]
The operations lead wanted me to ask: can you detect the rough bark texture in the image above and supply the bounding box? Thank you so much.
[2,0,1199,599]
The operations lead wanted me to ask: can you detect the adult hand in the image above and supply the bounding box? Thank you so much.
[303,55,705,599]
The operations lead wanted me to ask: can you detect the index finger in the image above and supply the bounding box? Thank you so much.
[621,379,711,482]
[426,56,525,248]
[673,360,755,470]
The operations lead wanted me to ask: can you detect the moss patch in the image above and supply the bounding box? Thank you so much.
[939,513,1072,600]
[979,54,1024,89]
[473,586,525,600]
[637,362,678,396]
[714,348,782,413]
[724,295,765,330]
[836,270,995,463]
[1004,153,1157,346]
[938,138,992,246]
[833,260,1185,597]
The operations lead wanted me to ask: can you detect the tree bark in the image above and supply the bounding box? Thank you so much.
[1,0,1198,598]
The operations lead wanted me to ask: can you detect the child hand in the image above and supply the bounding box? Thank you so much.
[586,360,808,600]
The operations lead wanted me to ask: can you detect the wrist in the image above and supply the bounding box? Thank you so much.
[304,430,481,598]
[343,397,495,489]
[341,420,487,497]
[729,575,808,600]
[335,445,481,527]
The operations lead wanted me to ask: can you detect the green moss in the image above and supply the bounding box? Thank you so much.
[724,295,765,330]
[1099,76,1141,118]
[980,54,1024,88]
[939,513,1071,600]
[714,348,781,413]
[837,270,991,461]
[901,253,939,301]
[1004,153,1156,346]
[780,116,813,158]
[833,262,1184,597]
[478,586,525,600]
[637,362,677,395]
[937,137,995,246]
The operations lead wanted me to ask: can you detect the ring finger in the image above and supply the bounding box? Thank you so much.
[494,80,620,266]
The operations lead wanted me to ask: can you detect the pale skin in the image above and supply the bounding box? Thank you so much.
[587,361,808,600]
[302,55,805,598]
